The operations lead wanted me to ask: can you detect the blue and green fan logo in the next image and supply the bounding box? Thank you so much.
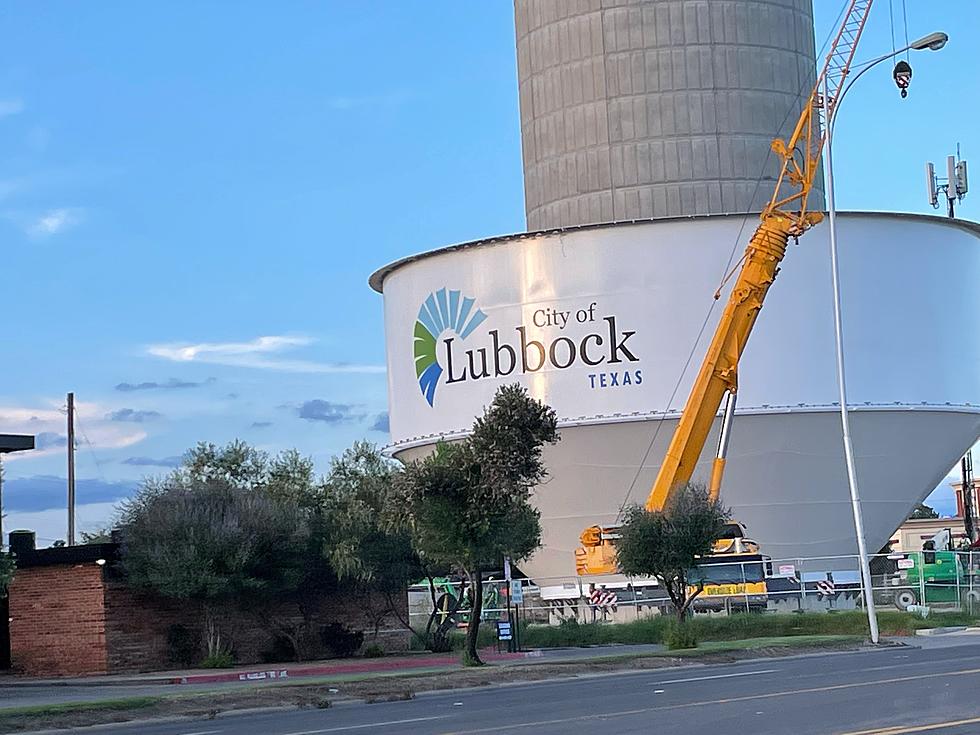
[414,288,486,406]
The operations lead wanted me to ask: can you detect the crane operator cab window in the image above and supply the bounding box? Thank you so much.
[693,561,766,586]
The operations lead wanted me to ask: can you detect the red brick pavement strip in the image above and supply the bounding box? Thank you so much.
[168,649,530,685]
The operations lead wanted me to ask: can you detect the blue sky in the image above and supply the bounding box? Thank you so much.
[1,2,977,544]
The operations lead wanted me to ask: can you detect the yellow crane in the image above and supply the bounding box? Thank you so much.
[576,0,875,577]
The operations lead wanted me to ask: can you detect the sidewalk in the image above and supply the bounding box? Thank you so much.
[0,647,537,688]
[2,643,672,689]
[0,644,666,711]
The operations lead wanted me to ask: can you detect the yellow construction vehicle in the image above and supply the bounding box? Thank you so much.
[576,0,874,579]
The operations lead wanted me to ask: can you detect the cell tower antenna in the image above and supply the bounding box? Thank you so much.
[926,148,968,218]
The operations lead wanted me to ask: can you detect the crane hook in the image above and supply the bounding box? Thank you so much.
[893,60,912,99]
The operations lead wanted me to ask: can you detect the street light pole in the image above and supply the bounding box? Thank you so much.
[822,79,878,643]
[821,31,947,645]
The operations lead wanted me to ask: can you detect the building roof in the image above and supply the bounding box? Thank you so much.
[0,434,34,453]
[13,542,119,569]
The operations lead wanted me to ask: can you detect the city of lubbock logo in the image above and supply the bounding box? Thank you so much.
[414,288,486,406]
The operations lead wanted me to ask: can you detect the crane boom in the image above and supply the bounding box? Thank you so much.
[645,0,874,511]
[574,0,875,577]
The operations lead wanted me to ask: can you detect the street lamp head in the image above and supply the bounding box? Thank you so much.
[910,32,948,51]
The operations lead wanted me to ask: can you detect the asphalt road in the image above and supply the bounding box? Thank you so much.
[0,645,667,710]
[17,641,980,735]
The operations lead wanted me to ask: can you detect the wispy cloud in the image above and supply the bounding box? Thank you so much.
[250,421,273,429]
[147,335,385,374]
[327,89,413,111]
[121,455,183,468]
[0,98,24,118]
[28,207,81,237]
[115,377,216,392]
[0,400,147,460]
[106,408,162,423]
[297,400,363,424]
[35,431,67,450]
[4,475,135,513]
[370,413,390,433]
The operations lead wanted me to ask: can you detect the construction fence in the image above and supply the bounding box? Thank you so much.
[408,551,980,629]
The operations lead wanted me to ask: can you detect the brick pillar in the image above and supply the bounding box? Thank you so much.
[8,564,109,676]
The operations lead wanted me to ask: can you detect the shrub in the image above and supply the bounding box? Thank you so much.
[260,635,297,664]
[166,624,199,667]
[664,621,698,650]
[200,650,235,668]
[363,643,385,658]
[320,623,364,658]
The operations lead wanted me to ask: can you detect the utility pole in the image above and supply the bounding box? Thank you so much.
[963,451,976,544]
[67,392,76,546]
[0,456,4,548]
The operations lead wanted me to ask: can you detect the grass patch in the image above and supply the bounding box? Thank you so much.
[0,697,162,718]
[679,634,861,654]
[518,610,980,649]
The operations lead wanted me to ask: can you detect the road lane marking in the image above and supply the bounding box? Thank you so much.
[653,668,779,685]
[835,715,980,734]
[437,667,980,734]
[179,731,222,735]
[281,715,450,734]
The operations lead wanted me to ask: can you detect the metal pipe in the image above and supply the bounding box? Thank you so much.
[823,77,880,644]
[709,391,737,501]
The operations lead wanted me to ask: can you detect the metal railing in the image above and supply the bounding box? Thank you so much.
[407,551,980,629]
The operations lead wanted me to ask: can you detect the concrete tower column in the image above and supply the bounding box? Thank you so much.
[515,0,823,230]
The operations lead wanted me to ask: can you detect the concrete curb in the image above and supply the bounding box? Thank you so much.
[914,626,969,636]
[0,650,531,688]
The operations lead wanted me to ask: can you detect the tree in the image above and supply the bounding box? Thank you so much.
[910,503,940,520]
[80,529,113,545]
[616,483,730,623]
[183,440,268,489]
[118,474,310,661]
[320,442,425,640]
[0,458,12,596]
[394,384,559,665]
[167,441,334,661]
[0,551,13,598]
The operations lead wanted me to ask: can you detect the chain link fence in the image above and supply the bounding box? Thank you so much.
[407,550,980,631]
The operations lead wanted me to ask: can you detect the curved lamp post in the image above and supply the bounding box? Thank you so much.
[822,31,948,645]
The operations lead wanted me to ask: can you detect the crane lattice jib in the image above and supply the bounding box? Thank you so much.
[644,0,874,512]
[766,0,873,234]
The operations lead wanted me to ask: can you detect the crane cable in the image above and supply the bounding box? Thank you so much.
[615,0,853,519]
[889,0,911,63]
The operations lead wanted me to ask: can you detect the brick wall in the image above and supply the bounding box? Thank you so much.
[103,580,190,672]
[103,583,410,671]
[9,561,410,676]
[8,564,109,676]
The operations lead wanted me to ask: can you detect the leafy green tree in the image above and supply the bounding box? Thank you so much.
[910,503,940,520]
[0,459,11,596]
[183,440,267,489]
[118,475,310,661]
[616,483,729,623]
[394,384,558,665]
[0,551,13,598]
[321,442,425,639]
[80,529,113,545]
